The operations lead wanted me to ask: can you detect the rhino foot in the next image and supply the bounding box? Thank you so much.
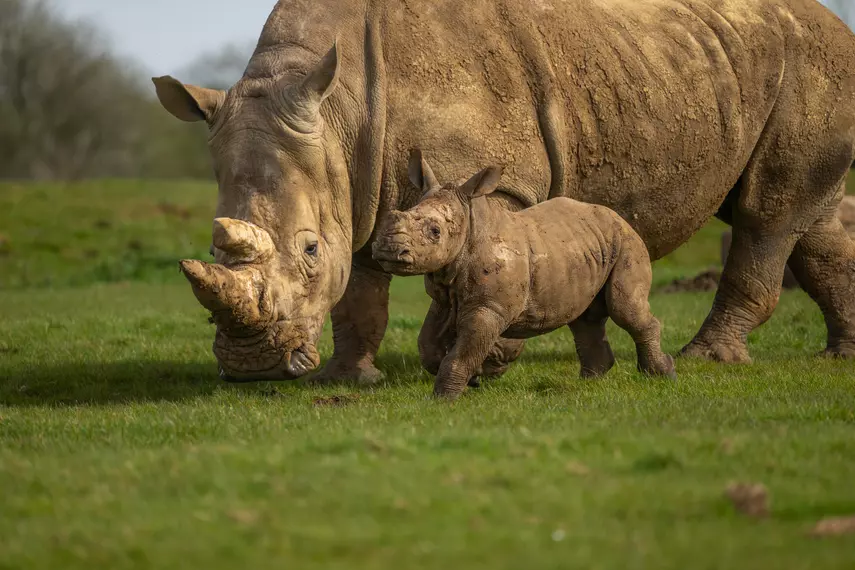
[578,344,616,379]
[309,360,384,387]
[638,354,677,380]
[821,341,855,359]
[680,339,751,364]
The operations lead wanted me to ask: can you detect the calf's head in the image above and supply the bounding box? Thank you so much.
[153,44,352,381]
[372,151,503,276]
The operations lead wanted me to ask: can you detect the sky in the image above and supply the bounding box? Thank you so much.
[55,0,276,76]
[55,0,854,78]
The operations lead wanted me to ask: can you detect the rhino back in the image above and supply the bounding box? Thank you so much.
[247,0,855,259]
[375,0,791,250]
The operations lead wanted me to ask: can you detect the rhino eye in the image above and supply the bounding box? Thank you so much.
[430,226,441,239]
[305,242,318,257]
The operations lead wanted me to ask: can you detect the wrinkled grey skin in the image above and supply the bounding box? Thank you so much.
[721,194,855,291]
[373,152,676,398]
[154,0,855,382]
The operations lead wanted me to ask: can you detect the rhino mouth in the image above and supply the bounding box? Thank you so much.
[216,342,321,382]
[212,321,322,382]
[217,344,320,382]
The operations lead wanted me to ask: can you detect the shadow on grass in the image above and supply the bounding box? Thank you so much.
[1,353,433,408]
[0,360,221,407]
[373,346,585,381]
[0,347,615,408]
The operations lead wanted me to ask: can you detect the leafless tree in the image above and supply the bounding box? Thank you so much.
[0,0,150,179]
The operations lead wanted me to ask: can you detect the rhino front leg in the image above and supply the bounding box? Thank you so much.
[419,300,525,387]
[479,338,526,378]
[312,262,391,385]
[418,300,454,375]
[434,309,506,400]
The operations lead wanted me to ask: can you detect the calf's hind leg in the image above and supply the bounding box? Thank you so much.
[605,241,675,378]
[568,294,616,378]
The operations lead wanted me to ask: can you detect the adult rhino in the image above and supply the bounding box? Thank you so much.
[154,0,855,382]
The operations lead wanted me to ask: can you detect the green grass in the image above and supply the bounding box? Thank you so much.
[2,179,855,569]
[0,180,215,288]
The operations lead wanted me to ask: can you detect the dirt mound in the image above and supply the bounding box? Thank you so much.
[661,268,721,293]
[726,482,770,519]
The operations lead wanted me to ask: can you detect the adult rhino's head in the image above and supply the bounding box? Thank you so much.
[152,44,351,381]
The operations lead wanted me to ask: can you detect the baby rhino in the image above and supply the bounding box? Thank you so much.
[372,151,676,399]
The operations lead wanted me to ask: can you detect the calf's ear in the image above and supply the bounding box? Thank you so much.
[152,76,225,123]
[460,166,503,199]
[408,149,440,196]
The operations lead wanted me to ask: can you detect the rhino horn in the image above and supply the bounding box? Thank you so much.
[179,259,266,326]
[212,218,275,262]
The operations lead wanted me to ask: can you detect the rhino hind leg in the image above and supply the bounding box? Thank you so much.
[569,295,615,378]
[685,88,855,362]
[603,239,676,379]
[721,229,800,290]
[787,185,855,358]
[479,339,526,378]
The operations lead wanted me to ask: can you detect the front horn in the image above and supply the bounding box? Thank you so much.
[178,259,267,327]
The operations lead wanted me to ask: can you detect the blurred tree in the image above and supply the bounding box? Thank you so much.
[0,0,212,180]
[0,0,142,178]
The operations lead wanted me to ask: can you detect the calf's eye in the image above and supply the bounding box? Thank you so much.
[305,242,318,256]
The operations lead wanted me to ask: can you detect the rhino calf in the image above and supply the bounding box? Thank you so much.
[373,151,675,399]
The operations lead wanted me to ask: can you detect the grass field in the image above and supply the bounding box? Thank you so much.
[1,178,855,568]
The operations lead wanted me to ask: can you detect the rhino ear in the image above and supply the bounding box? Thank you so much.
[282,41,341,131]
[301,41,340,103]
[152,76,225,123]
[408,149,441,196]
[460,166,503,199]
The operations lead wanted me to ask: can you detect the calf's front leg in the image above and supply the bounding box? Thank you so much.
[434,308,506,400]
[418,299,455,375]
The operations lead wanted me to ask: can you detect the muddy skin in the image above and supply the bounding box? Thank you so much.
[155,0,855,380]
[373,151,675,399]
[417,277,526,387]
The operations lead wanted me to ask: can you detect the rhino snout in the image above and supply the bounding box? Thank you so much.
[372,235,419,275]
[372,234,413,260]
[217,343,320,382]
